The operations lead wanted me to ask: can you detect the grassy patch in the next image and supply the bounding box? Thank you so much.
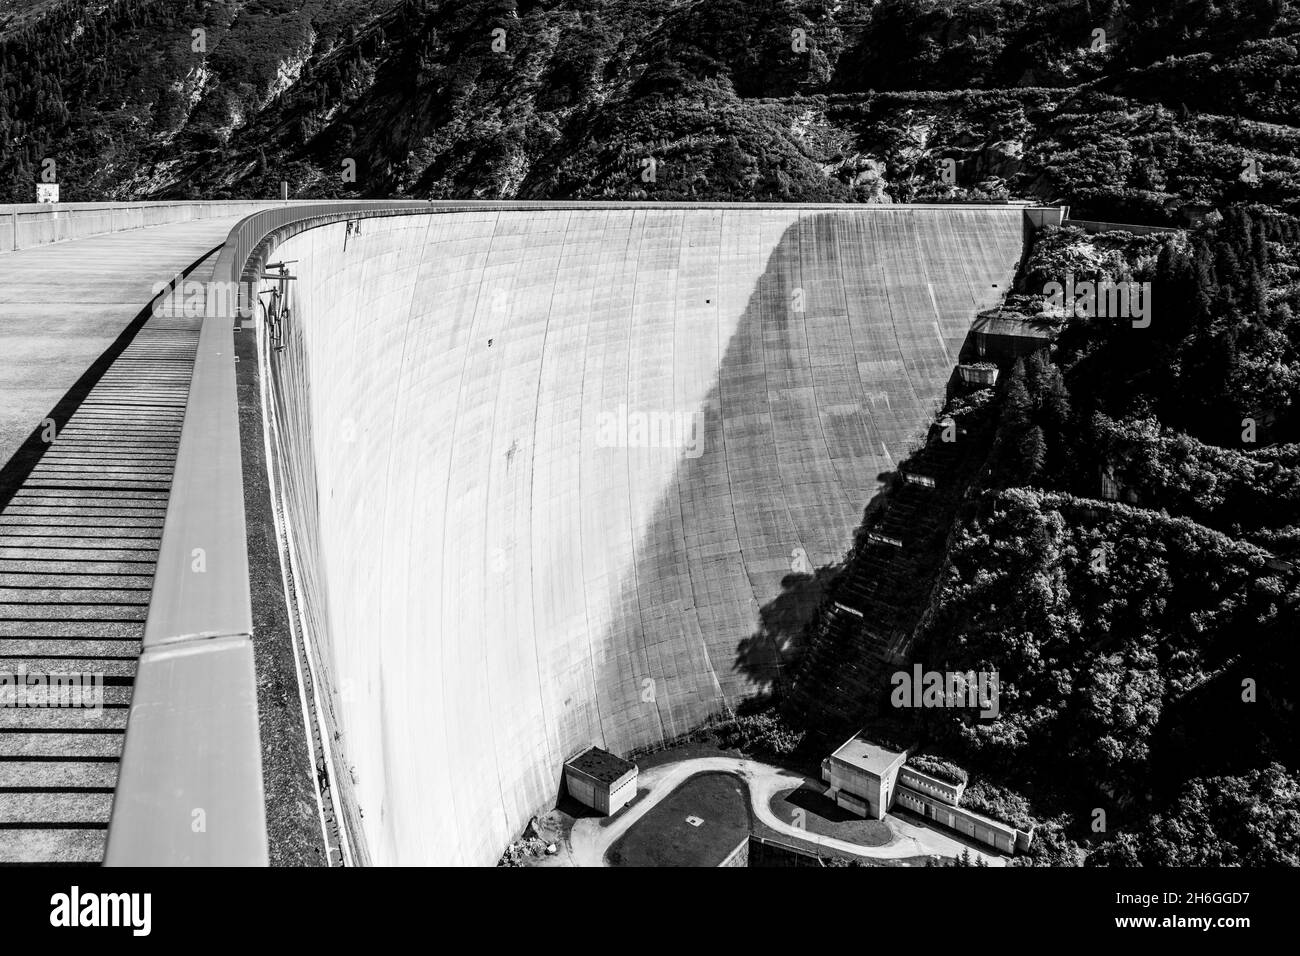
[769,783,893,848]
[605,772,750,867]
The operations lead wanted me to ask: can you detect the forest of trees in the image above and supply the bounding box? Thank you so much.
[794,207,1300,866]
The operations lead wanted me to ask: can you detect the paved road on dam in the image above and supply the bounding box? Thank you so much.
[0,217,247,863]
[259,205,1030,865]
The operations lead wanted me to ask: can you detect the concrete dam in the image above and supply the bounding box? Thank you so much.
[258,205,1036,865]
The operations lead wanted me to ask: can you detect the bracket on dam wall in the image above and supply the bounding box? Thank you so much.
[94,199,1062,866]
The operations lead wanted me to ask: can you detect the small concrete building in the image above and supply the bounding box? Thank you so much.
[967,311,1055,363]
[563,746,638,816]
[821,732,908,820]
[821,731,1035,855]
[893,784,1026,855]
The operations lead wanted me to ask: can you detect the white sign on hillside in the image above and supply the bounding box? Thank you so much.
[36,183,59,203]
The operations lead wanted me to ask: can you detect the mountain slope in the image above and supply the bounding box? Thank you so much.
[2,0,1298,221]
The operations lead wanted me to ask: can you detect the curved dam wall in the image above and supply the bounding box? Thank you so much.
[262,205,1029,865]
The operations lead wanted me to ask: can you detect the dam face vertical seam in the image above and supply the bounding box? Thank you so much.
[650,206,688,739]
[913,216,953,369]
[798,212,862,555]
[836,212,890,502]
[712,208,764,698]
[434,210,502,863]
[651,206,700,737]
[670,209,730,713]
[755,210,815,682]
[756,210,808,675]
[875,212,927,453]
[376,214,435,858]
[620,208,668,745]
[475,212,519,856]
[570,211,607,748]
[516,209,571,822]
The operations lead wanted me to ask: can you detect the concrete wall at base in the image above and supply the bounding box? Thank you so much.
[261,206,1032,865]
[1024,207,1067,230]
[607,775,638,815]
[835,788,871,817]
[563,768,635,815]
[748,835,827,867]
[719,836,750,867]
[825,761,887,819]
[565,771,597,811]
[971,327,1054,362]
[894,786,1018,855]
[1061,218,1176,237]
[898,766,965,806]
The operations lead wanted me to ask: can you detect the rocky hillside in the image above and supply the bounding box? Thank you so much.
[1,0,1298,221]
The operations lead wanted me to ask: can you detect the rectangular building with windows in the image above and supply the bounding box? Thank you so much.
[821,732,908,820]
[822,731,1034,855]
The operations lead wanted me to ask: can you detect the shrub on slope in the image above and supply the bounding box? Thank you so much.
[911,489,1299,803]
[1088,763,1300,867]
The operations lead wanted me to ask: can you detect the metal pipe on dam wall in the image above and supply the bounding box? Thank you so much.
[260,205,1031,865]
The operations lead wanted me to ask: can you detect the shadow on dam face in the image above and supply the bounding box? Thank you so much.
[260,206,1025,865]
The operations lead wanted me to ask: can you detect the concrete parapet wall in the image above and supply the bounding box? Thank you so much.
[1024,206,1067,230]
[0,200,302,253]
[895,785,1018,855]
[1061,218,1177,237]
[899,765,965,806]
